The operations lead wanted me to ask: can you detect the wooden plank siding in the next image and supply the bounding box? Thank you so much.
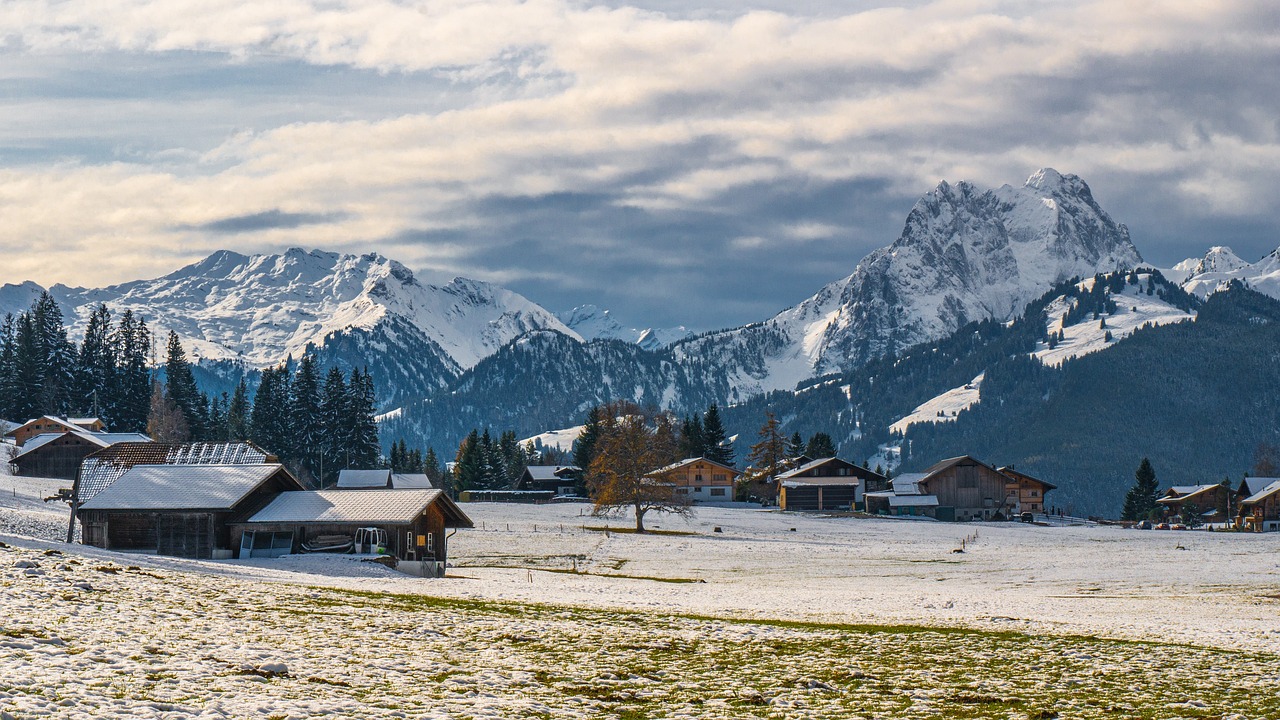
[920,459,1009,521]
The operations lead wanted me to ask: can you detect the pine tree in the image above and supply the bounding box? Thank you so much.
[1121,457,1161,521]
[423,447,444,486]
[787,432,805,458]
[678,414,705,458]
[73,304,115,420]
[745,411,787,502]
[110,310,152,433]
[250,367,291,459]
[702,404,734,466]
[345,368,381,469]
[32,292,75,416]
[225,377,251,441]
[805,432,837,459]
[289,355,324,479]
[12,312,43,422]
[0,314,17,420]
[317,367,349,486]
[453,430,483,496]
[164,332,207,438]
[573,406,603,471]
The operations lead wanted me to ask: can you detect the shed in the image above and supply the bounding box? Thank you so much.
[515,465,582,495]
[78,463,302,558]
[11,430,151,480]
[232,489,473,574]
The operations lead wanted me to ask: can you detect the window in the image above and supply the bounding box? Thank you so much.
[713,473,726,482]
[710,488,726,497]
[695,473,703,483]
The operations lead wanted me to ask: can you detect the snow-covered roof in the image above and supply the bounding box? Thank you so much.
[1239,477,1279,496]
[390,473,434,489]
[1159,484,1222,503]
[1241,480,1280,505]
[14,430,151,461]
[781,475,861,488]
[80,464,294,511]
[888,494,939,508]
[336,469,392,488]
[649,457,739,476]
[245,489,472,527]
[76,441,270,505]
[891,473,929,496]
[522,465,580,481]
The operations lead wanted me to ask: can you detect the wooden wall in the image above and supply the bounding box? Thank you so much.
[923,460,1009,521]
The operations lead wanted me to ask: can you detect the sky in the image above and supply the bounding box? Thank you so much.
[1,0,1278,331]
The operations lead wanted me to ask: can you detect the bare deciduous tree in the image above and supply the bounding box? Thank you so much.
[585,403,688,532]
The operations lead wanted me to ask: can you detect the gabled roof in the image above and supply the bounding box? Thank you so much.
[521,465,581,481]
[997,466,1057,491]
[336,469,393,488]
[391,473,434,489]
[1158,484,1223,504]
[649,457,740,476]
[776,457,884,482]
[1241,479,1280,506]
[14,430,150,461]
[80,463,299,512]
[244,488,473,527]
[1238,477,1279,497]
[77,441,271,504]
[890,473,929,496]
[923,455,1000,476]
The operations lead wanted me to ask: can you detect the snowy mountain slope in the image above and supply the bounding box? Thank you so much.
[1174,245,1280,300]
[672,169,1143,396]
[559,304,691,351]
[889,373,984,435]
[0,248,576,373]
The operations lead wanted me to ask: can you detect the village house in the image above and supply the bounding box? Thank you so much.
[514,465,582,495]
[6,415,106,447]
[1156,484,1230,524]
[997,466,1056,516]
[647,457,739,502]
[336,468,436,489]
[11,429,152,480]
[776,457,888,511]
[866,456,1048,521]
[1235,477,1280,532]
[231,488,472,576]
[77,463,304,558]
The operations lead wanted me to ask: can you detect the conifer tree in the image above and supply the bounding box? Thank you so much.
[110,310,152,432]
[1121,457,1161,521]
[0,314,17,420]
[346,368,381,469]
[453,430,483,496]
[678,414,705,458]
[573,405,603,471]
[164,332,207,438]
[423,447,444,485]
[744,411,787,502]
[225,377,251,441]
[805,432,837,459]
[146,380,189,442]
[12,312,43,421]
[702,404,735,466]
[73,304,115,419]
[787,432,805,458]
[289,355,324,478]
[250,366,291,459]
[32,292,75,416]
[317,367,349,485]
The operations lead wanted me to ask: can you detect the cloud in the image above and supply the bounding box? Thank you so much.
[0,0,1277,329]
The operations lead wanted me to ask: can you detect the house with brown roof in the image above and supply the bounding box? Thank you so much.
[1235,477,1280,532]
[6,416,105,447]
[777,457,887,511]
[866,456,1036,521]
[997,466,1056,516]
[1156,484,1230,524]
[11,430,151,480]
[648,457,739,502]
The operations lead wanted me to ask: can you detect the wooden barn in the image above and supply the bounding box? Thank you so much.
[231,489,473,576]
[777,457,888,511]
[866,456,1029,521]
[6,416,105,447]
[11,430,151,480]
[77,463,302,559]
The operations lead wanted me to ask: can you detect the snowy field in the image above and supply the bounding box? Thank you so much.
[3,482,1280,718]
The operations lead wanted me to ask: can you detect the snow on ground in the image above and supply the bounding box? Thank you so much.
[1033,276,1195,367]
[3,497,1280,717]
[889,373,983,435]
[521,424,584,453]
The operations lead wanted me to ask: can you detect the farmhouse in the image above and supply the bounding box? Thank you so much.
[336,468,436,489]
[514,465,582,495]
[232,489,473,575]
[997,466,1056,516]
[1236,477,1280,532]
[11,430,152,480]
[6,415,106,447]
[77,463,303,558]
[648,457,739,502]
[776,457,888,511]
[866,456,1036,521]
[1156,484,1230,523]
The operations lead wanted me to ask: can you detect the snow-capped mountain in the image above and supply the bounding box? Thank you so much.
[1173,245,1280,299]
[671,169,1143,397]
[559,304,691,351]
[0,248,579,406]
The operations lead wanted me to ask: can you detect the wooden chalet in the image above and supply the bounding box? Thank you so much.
[1235,477,1280,532]
[1156,484,1230,523]
[11,430,151,480]
[997,466,1056,516]
[336,468,436,489]
[776,457,887,512]
[865,456,1032,521]
[6,415,105,447]
[514,465,582,495]
[648,457,739,502]
[231,489,473,575]
[77,463,303,559]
